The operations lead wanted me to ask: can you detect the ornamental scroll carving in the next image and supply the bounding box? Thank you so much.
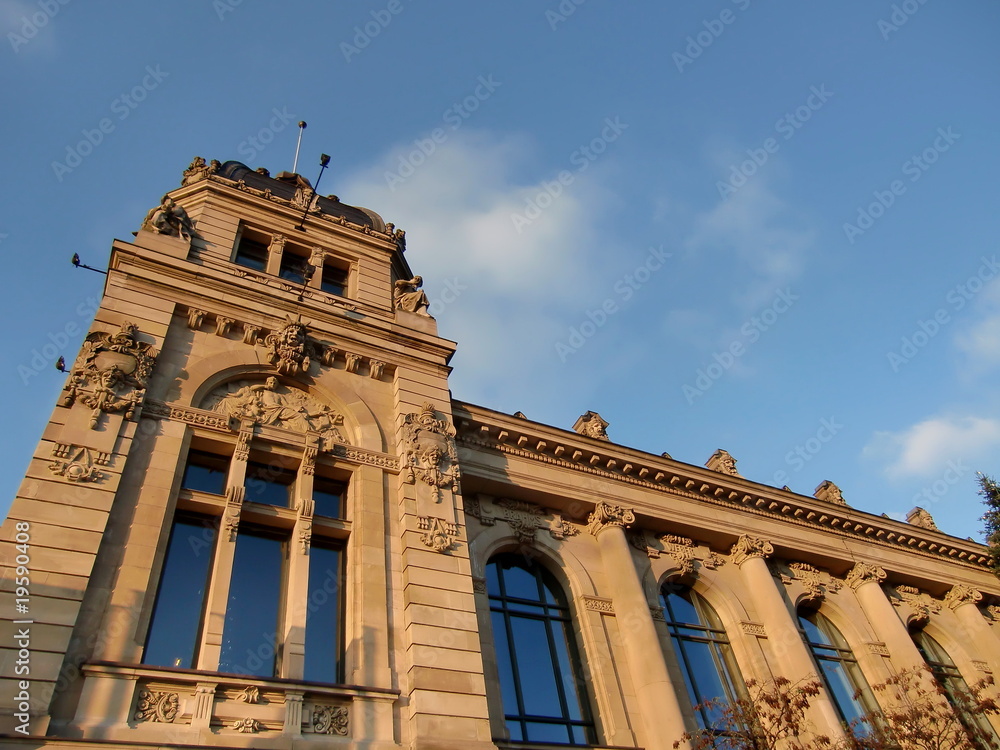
[889,584,942,628]
[587,501,635,536]
[944,584,983,610]
[730,535,774,566]
[845,562,886,590]
[59,322,157,429]
[401,403,460,503]
[134,690,179,723]
[628,530,725,576]
[466,495,580,546]
[312,705,348,735]
[777,561,842,605]
[203,378,346,451]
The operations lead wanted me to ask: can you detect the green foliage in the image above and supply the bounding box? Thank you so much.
[979,473,1000,577]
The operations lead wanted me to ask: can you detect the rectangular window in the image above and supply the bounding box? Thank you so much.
[234,236,269,271]
[320,263,348,297]
[143,517,216,669]
[218,527,286,677]
[279,250,310,285]
[303,542,344,683]
[245,460,296,506]
[182,450,230,495]
[313,477,345,518]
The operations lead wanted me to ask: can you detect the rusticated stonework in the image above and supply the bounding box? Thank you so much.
[59,321,157,429]
[134,690,178,723]
[845,561,887,590]
[587,501,635,536]
[730,535,774,566]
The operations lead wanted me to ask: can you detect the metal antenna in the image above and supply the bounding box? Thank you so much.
[292,121,307,174]
[295,154,331,231]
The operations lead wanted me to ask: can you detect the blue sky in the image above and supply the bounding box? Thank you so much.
[2,1,999,540]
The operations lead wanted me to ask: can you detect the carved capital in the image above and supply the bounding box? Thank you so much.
[587,501,635,536]
[730,534,774,566]
[944,584,983,610]
[845,561,887,590]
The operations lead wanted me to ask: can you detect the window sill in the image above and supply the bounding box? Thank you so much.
[493,741,642,750]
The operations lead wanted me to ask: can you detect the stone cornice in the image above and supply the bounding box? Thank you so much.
[452,402,992,571]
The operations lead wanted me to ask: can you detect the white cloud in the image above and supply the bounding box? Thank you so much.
[865,415,1000,480]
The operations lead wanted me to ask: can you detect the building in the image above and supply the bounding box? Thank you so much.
[2,156,1000,750]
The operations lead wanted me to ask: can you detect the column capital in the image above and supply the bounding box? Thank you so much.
[944,584,983,610]
[587,501,636,536]
[845,561,886,590]
[730,534,774,566]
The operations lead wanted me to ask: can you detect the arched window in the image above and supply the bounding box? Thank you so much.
[912,629,1000,742]
[798,609,877,727]
[486,553,595,745]
[660,581,743,730]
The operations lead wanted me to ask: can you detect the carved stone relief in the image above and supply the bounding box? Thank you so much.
[466,495,580,546]
[907,506,939,531]
[582,596,615,614]
[231,717,262,733]
[587,501,635,536]
[134,690,179,723]
[237,685,260,704]
[888,584,941,628]
[140,195,193,240]
[312,705,348,735]
[573,410,610,441]
[181,156,219,185]
[777,561,842,604]
[203,378,346,450]
[845,561,886,590]
[417,516,459,553]
[628,530,724,576]
[944,584,982,610]
[261,315,321,376]
[48,444,108,482]
[814,480,847,505]
[401,403,460,504]
[59,322,157,429]
[706,448,740,476]
[730,535,774,566]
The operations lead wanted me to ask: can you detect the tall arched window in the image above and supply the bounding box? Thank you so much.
[798,609,877,727]
[912,629,1000,742]
[660,581,743,730]
[486,553,595,745]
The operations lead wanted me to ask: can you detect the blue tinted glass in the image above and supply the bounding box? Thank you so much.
[799,613,829,645]
[304,545,341,683]
[234,239,268,271]
[664,590,701,626]
[143,519,215,668]
[505,720,523,741]
[182,451,229,495]
[524,721,572,743]
[245,461,294,506]
[819,659,866,724]
[491,611,519,712]
[486,562,502,597]
[501,563,540,601]
[313,478,343,518]
[553,620,586,721]
[219,530,283,676]
[509,616,562,717]
[321,265,347,296]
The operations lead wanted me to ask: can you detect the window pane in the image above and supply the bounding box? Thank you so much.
[279,253,309,284]
[509,615,562,717]
[524,721,572,744]
[234,238,268,271]
[219,529,284,676]
[143,518,215,668]
[321,264,347,296]
[800,611,876,728]
[491,611,519,712]
[304,544,342,683]
[313,477,344,518]
[552,620,587,721]
[182,450,229,495]
[245,460,295,506]
[498,562,540,602]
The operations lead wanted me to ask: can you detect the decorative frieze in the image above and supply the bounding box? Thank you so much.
[845,561,887,590]
[867,642,891,657]
[587,501,635,536]
[741,621,767,638]
[231,717,262,733]
[417,516,459,553]
[888,584,941,628]
[237,685,260,704]
[730,535,774,566]
[143,400,231,431]
[973,660,992,673]
[312,705,348,735]
[134,690,179,723]
[582,596,615,614]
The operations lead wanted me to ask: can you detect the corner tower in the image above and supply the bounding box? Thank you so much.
[1,157,490,749]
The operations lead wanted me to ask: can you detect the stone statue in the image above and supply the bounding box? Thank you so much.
[141,195,194,240]
[181,156,219,185]
[394,276,430,316]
